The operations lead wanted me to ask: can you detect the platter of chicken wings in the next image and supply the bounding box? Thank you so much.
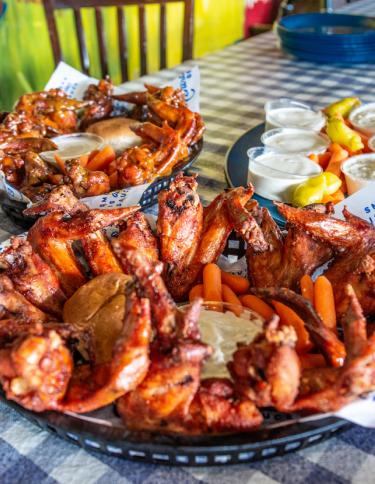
[0,80,204,219]
[0,173,374,465]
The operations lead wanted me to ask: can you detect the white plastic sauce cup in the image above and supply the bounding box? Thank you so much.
[264,98,326,132]
[247,146,322,203]
[341,154,375,195]
[261,128,329,155]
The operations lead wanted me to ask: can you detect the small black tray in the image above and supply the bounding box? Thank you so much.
[1,139,203,229]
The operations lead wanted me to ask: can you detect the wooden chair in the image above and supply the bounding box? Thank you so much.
[42,0,194,82]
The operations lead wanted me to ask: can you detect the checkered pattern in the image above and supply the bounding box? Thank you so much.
[0,1,374,481]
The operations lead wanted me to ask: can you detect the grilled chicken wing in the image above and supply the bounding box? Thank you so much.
[229,314,301,411]
[245,202,333,290]
[290,286,375,412]
[82,231,123,276]
[277,203,375,318]
[65,159,110,198]
[0,275,48,325]
[0,237,66,317]
[0,330,73,412]
[27,206,139,295]
[157,173,202,291]
[112,212,159,273]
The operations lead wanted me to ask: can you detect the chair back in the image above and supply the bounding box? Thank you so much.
[42,0,194,82]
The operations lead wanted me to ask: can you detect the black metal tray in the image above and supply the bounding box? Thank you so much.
[2,395,349,466]
[1,139,203,229]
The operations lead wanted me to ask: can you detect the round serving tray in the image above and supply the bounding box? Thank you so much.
[224,122,285,227]
[2,393,349,466]
[0,233,350,466]
[1,138,203,229]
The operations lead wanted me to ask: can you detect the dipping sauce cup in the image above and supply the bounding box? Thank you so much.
[247,146,322,203]
[341,153,375,195]
[261,128,330,155]
[264,98,326,132]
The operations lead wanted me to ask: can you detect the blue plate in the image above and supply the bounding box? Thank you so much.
[278,13,375,40]
[224,123,285,227]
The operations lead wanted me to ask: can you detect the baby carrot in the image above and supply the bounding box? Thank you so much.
[189,284,203,302]
[318,152,331,170]
[314,276,337,332]
[321,188,345,204]
[222,284,242,316]
[300,274,314,305]
[299,353,326,370]
[54,153,67,174]
[87,145,116,171]
[273,300,313,354]
[203,263,222,302]
[221,271,250,295]
[240,295,274,320]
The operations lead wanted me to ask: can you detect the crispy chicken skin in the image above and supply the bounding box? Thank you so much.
[0,237,66,317]
[81,231,123,276]
[157,176,256,301]
[244,203,333,290]
[0,330,73,412]
[27,206,139,296]
[276,203,375,318]
[112,212,159,273]
[230,314,301,411]
[0,275,48,325]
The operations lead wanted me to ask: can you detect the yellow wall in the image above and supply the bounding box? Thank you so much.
[0,0,244,110]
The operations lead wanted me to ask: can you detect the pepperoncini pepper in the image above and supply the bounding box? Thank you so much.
[326,117,364,152]
[324,97,360,119]
[292,173,342,207]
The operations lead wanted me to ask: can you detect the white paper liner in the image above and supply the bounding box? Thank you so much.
[1,61,201,209]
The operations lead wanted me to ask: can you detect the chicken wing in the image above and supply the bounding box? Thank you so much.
[27,206,139,295]
[65,159,110,198]
[229,314,301,411]
[0,330,73,412]
[0,237,66,317]
[112,212,159,274]
[157,173,202,291]
[0,275,48,325]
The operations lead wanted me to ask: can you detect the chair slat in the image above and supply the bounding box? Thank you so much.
[138,4,147,76]
[182,0,194,61]
[159,1,167,70]
[43,0,62,64]
[95,6,109,77]
[43,0,195,80]
[117,7,128,82]
[73,8,90,74]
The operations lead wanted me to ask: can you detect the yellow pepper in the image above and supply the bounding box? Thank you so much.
[292,173,342,207]
[326,117,364,152]
[324,97,361,119]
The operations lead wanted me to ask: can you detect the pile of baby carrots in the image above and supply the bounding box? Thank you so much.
[190,264,337,370]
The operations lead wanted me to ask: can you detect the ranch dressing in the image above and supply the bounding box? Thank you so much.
[265,99,326,132]
[199,308,263,379]
[342,153,375,195]
[247,148,322,202]
[349,103,375,136]
[40,133,104,165]
[262,128,329,155]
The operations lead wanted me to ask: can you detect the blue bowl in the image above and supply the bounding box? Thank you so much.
[281,41,375,64]
[278,13,375,41]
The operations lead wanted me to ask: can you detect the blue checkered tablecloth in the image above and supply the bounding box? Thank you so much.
[0,0,375,482]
